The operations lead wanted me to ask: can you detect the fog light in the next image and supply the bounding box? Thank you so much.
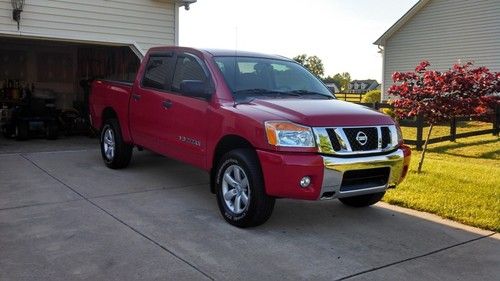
[300,176,311,188]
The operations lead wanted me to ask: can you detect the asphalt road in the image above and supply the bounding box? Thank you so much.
[0,139,498,280]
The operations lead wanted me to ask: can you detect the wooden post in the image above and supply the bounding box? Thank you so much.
[416,113,424,151]
[450,117,457,142]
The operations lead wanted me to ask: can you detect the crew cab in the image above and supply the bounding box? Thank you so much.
[89,47,411,227]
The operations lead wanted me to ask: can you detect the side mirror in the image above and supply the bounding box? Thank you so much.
[180,80,212,99]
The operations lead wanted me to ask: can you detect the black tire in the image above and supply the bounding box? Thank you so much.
[338,192,386,207]
[46,121,58,140]
[16,121,29,141]
[215,148,275,228]
[100,119,132,169]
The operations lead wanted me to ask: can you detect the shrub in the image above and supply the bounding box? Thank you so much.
[361,90,381,103]
[381,107,395,118]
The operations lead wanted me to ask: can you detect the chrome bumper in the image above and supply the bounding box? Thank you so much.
[320,149,405,200]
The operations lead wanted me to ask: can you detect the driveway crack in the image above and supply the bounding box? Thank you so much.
[335,232,496,281]
[20,154,215,281]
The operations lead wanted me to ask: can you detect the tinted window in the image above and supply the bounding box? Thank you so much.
[142,56,174,90]
[172,55,207,92]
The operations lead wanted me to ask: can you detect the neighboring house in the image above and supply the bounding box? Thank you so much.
[346,79,379,94]
[0,0,194,108]
[374,0,500,100]
[324,82,340,94]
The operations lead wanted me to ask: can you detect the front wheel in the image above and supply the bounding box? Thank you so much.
[215,149,275,228]
[100,119,132,169]
[338,191,385,207]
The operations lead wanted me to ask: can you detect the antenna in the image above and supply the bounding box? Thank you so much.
[233,25,238,106]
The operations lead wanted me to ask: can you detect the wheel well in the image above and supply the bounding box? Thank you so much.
[101,108,117,127]
[210,135,254,193]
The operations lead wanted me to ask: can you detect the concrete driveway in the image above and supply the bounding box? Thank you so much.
[0,139,498,280]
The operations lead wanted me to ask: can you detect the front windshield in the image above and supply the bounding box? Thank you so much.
[213,56,334,101]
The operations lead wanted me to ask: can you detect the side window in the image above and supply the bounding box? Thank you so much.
[142,55,174,90]
[171,55,207,92]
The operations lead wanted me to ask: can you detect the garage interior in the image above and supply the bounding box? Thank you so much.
[0,37,139,142]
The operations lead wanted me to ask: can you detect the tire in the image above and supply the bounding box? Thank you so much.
[338,191,386,207]
[100,119,132,169]
[16,121,29,141]
[215,148,275,228]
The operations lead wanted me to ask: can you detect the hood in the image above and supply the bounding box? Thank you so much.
[248,99,394,127]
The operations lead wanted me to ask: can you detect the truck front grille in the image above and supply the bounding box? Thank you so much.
[343,127,378,151]
[314,125,398,155]
[326,128,342,151]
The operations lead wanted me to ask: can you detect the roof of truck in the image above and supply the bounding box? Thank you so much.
[147,46,293,62]
[201,48,292,61]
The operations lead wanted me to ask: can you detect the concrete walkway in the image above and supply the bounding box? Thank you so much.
[0,145,498,280]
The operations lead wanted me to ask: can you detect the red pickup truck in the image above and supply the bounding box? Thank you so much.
[89,47,411,227]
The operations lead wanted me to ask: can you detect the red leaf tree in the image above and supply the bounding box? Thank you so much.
[388,61,499,173]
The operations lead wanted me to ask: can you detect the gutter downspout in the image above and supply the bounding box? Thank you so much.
[174,3,180,46]
[377,45,385,102]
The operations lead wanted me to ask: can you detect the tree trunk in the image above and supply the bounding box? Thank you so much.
[417,124,434,174]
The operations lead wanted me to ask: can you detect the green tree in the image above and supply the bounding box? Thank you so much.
[323,72,351,92]
[332,72,351,92]
[293,54,324,78]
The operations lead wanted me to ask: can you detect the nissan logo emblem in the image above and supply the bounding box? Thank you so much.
[356,131,368,146]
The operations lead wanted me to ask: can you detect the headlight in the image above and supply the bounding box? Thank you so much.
[265,121,315,147]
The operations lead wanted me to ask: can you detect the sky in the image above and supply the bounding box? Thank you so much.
[179,0,419,82]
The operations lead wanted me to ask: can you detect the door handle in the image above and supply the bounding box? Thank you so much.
[162,100,172,109]
[132,94,141,101]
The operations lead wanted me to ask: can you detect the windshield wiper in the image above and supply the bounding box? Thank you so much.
[287,90,334,99]
[232,89,302,106]
[234,88,299,97]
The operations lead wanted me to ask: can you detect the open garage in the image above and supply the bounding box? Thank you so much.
[0,0,182,147]
[0,37,139,141]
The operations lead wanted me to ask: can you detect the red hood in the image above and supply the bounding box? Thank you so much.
[248,99,394,127]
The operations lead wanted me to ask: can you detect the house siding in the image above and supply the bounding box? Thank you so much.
[382,0,500,99]
[0,0,176,54]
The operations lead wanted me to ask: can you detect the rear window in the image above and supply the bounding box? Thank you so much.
[142,56,174,90]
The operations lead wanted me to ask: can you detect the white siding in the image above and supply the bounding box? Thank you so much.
[382,0,500,98]
[0,0,176,54]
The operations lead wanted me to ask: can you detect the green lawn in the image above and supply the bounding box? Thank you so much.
[402,121,494,141]
[383,130,500,232]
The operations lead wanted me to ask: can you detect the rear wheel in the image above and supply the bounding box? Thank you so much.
[215,149,275,228]
[338,192,385,207]
[100,119,132,169]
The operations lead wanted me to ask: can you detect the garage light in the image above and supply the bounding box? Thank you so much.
[178,0,196,11]
[11,0,24,30]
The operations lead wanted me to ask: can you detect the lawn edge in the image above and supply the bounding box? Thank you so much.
[376,202,498,237]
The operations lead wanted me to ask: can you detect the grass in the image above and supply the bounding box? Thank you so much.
[383,131,500,232]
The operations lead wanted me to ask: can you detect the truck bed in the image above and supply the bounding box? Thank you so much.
[89,79,134,142]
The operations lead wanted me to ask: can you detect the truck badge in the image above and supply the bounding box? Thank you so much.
[356,131,368,146]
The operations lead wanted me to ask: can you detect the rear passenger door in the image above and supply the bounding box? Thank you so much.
[157,52,212,169]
